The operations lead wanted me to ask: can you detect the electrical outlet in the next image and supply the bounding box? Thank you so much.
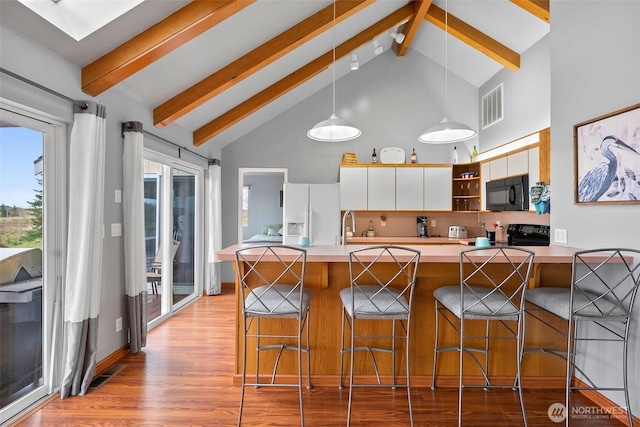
[115,317,122,333]
[431,219,436,227]
[111,223,122,237]
[380,220,386,227]
[115,189,122,203]
[554,228,567,244]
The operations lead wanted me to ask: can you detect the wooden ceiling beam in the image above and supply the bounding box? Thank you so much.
[510,0,550,23]
[154,0,374,129]
[425,4,520,71]
[81,0,253,97]
[193,4,415,146]
[395,0,432,57]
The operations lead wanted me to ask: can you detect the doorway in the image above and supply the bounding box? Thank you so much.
[0,103,65,423]
[144,152,203,328]
[237,168,287,244]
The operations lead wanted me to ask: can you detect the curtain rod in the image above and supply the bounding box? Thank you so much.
[142,129,211,163]
[0,67,88,109]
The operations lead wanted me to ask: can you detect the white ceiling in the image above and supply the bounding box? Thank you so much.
[0,0,549,158]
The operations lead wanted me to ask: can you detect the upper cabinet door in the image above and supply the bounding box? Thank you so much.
[424,166,452,210]
[481,162,491,211]
[367,167,396,210]
[507,150,529,176]
[339,167,367,210]
[490,157,508,180]
[396,168,424,210]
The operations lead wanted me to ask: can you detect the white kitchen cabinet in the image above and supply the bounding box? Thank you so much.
[424,166,452,210]
[367,167,396,210]
[339,167,367,210]
[396,168,424,210]
[528,146,540,211]
[489,157,508,180]
[481,162,491,211]
[507,150,528,176]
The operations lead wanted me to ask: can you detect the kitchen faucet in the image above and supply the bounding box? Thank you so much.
[341,209,357,245]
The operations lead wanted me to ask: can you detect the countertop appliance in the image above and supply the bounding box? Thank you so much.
[283,183,340,245]
[507,223,550,246]
[448,225,467,239]
[486,175,529,211]
[417,216,428,237]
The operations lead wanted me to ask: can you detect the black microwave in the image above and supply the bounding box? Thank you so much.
[486,175,529,211]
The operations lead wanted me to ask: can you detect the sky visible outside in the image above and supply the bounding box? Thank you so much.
[0,126,43,209]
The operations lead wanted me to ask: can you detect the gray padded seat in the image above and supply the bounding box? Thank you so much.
[246,284,312,318]
[433,285,520,320]
[340,285,409,319]
[525,287,628,320]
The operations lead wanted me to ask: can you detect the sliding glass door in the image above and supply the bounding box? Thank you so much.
[143,152,202,328]
[0,104,65,423]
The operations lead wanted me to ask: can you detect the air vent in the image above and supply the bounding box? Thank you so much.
[482,83,504,129]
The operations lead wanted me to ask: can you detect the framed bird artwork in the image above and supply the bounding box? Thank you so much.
[574,103,640,204]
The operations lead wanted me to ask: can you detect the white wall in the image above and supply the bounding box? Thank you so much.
[550,0,640,414]
[479,34,551,150]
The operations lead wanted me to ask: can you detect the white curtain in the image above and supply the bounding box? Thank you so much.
[122,121,147,353]
[60,102,106,399]
[206,160,222,295]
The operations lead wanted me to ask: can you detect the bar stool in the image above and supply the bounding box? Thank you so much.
[523,248,640,426]
[431,247,535,427]
[339,245,420,426]
[235,245,312,427]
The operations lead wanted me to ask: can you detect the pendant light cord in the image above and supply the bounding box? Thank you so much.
[332,0,336,115]
[444,0,449,118]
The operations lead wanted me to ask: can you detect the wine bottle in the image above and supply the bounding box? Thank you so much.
[411,148,417,164]
[452,146,459,164]
[372,148,378,164]
[471,145,478,162]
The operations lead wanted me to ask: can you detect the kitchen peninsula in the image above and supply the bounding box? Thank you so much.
[216,244,582,387]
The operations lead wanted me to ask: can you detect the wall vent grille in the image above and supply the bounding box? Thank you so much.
[482,83,504,129]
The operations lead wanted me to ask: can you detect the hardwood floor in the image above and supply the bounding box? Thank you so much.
[14,287,629,426]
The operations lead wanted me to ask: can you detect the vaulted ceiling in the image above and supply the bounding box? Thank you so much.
[0,0,550,157]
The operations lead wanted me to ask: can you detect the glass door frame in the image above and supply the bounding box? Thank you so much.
[144,149,203,330]
[0,101,67,422]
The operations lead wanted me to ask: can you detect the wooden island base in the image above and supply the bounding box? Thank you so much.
[216,244,579,388]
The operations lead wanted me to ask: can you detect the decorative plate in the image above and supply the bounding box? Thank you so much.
[379,147,405,164]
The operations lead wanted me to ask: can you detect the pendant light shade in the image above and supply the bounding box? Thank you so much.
[419,0,476,144]
[418,116,476,144]
[307,1,361,142]
[308,113,361,142]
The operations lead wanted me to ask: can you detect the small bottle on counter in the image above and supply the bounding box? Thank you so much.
[495,221,506,243]
[372,148,378,164]
[411,148,417,164]
[452,146,459,164]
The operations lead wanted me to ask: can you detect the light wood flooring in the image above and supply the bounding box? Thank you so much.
[14,287,630,426]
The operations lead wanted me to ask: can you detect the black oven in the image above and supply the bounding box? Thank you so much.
[486,175,529,211]
[507,223,550,246]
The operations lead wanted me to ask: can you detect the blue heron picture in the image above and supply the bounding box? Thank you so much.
[575,104,640,204]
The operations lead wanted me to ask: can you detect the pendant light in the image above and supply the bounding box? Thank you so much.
[307,1,361,142]
[418,0,476,144]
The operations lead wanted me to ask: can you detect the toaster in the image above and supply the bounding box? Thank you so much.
[448,225,468,239]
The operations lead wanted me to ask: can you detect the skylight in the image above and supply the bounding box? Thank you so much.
[18,0,145,41]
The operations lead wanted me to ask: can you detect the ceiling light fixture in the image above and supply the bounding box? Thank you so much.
[418,0,476,144]
[307,2,361,142]
[373,39,384,56]
[390,31,405,44]
[350,53,359,71]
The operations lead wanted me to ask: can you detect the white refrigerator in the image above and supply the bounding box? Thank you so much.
[282,183,341,246]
